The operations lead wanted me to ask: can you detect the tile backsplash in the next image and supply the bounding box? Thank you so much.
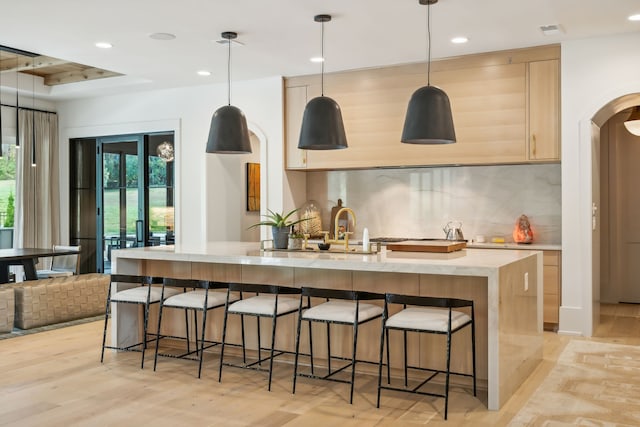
[305,164,561,244]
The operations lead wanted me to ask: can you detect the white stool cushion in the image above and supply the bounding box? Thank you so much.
[302,300,383,323]
[111,286,180,304]
[163,289,237,309]
[228,295,299,316]
[385,307,471,333]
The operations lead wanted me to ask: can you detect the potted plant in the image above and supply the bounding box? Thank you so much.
[287,229,305,250]
[250,208,309,249]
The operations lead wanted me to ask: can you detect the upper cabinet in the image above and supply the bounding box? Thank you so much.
[528,59,560,161]
[285,45,560,170]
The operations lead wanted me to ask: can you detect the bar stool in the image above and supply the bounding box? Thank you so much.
[153,278,236,378]
[218,283,302,391]
[101,274,178,368]
[292,287,384,404]
[376,293,476,420]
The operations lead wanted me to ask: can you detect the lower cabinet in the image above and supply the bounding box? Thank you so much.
[543,250,561,330]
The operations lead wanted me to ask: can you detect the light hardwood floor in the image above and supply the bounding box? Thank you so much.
[0,303,637,427]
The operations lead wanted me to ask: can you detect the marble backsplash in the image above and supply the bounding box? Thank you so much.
[305,163,561,244]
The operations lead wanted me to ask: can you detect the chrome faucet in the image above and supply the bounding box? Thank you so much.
[322,207,357,251]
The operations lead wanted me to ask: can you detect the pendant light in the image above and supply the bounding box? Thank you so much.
[624,106,640,136]
[298,14,348,150]
[401,0,456,144]
[205,31,251,154]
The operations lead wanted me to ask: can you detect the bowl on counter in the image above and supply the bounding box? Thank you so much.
[318,243,331,251]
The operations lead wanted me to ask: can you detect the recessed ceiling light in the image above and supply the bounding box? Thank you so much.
[310,56,324,63]
[95,42,113,49]
[451,36,468,44]
[629,14,640,21]
[197,70,211,76]
[149,32,176,41]
[540,24,564,36]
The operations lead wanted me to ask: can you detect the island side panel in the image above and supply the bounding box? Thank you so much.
[497,253,542,408]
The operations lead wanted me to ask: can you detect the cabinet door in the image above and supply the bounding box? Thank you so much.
[542,250,561,326]
[284,85,308,169]
[528,60,560,160]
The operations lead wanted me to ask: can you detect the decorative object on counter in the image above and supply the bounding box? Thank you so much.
[288,231,305,250]
[362,227,370,252]
[317,242,331,250]
[513,214,534,243]
[443,220,464,241]
[205,31,252,154]
[624,106,640,136]
[297,14,348,150]
[299,200,323,237]
[249,208,310,249]
[401,0,456,145]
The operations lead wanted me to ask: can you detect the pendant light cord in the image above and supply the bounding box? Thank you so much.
[15,56,19,148]
[227,38,231,106]
[321,20,325,97]
[32,57,36,166]
[427,2,432,86]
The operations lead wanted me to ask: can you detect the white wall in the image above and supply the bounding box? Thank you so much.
[561,32,640,336]
[57,76,286,250]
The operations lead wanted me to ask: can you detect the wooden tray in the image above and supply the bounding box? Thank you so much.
[386,240,466,253]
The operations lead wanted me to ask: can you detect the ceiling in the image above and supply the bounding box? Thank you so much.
[0,0,639,101]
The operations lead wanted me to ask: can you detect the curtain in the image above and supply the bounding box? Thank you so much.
[14,110,60,251]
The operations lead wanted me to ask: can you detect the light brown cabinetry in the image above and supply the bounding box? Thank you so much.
[543,250,561,329]
[285,45,560,170]
[528,59,560,160]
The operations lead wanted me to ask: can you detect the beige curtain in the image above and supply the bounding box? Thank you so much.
[14,110,60,249]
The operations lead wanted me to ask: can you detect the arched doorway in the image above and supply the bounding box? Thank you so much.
[590,93,640,337]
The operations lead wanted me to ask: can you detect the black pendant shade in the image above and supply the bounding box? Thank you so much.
[297,14,348,150]
[298,96,348,150]
[402,0,456,145]
[206,105,251,153]
[401,85,456,144]
[205,31,252,154]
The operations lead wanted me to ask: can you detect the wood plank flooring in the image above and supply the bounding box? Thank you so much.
[0,303,637,426]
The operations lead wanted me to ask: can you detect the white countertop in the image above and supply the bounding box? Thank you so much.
[113,241,541,277]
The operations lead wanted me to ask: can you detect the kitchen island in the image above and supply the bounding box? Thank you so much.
[112,242,542,410]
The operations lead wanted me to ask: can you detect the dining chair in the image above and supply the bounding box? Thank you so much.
[36,245,81,279]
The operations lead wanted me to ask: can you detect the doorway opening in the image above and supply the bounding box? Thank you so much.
[70,132,175,273]
[593,98,640,338]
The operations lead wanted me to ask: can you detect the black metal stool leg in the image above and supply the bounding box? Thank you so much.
[326,322,331,374]
[267,315,278,391]
[349,320,359,404]
[141,303,150,369]
[197,308,207,379]
[403,330,408,387]
[100,296,111,363]
[308,319,314,375]
[153,301,166,371]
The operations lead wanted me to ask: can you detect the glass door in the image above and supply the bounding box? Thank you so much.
[94,132,175,273]
[146,135,175,246]
[97,136,143,273]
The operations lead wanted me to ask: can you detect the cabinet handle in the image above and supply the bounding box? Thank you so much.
[531,134,537,157]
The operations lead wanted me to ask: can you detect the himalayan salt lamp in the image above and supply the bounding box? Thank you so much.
[513,214,534,243]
